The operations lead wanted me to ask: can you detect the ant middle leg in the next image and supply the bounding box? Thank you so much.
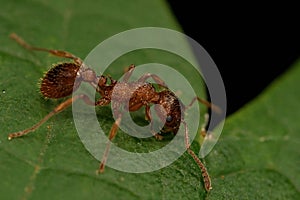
[137,73,168,88]
[122,64,135,82]
[7,94,95,140]
[122,64,167,88]
[98,112,122,173]
[10,33,83,66]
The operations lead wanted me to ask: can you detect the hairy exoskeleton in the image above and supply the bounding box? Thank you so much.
[7,33,221,192]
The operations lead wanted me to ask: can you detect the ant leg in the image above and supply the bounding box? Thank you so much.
[185,97,221,138]
[98,114,122,173]
[7,94,95,140]
[123,64,135,82]
[10,33,83,65]
[138,73,168,88]
[200,113,210,138]
[95,97,111,107]
[122,64,167,88]
[145,105,163,140]
[181,120,212,192]
[185,97,222,114]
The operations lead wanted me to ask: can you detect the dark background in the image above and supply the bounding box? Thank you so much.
[167,1,300,115]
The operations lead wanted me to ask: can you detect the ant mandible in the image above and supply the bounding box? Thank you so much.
[7,33,221,192]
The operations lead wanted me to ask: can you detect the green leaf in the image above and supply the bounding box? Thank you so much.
[0,0,299,200]
[0,1,205,200]
[205,61,300,199]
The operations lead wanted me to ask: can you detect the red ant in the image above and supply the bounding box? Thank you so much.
[7,33,221,192]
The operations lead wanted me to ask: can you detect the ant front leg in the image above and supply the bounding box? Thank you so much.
[7,94,95,140]
[185,96,221,138]
[199,113,210,138]
[10,33,83,66]
[145,105,163,140]
[181,120,212,192]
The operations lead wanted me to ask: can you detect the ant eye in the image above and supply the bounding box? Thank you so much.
[166,115,173,122]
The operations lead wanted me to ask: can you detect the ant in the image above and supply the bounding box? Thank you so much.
[7,33,221,192]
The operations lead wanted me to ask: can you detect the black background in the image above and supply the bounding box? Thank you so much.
[167,1,300,115]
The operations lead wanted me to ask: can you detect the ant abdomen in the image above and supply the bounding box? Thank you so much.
[41,63,81,98]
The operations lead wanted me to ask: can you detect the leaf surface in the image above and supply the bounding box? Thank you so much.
[0,0,299,200]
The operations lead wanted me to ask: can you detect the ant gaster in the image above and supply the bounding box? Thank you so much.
[7,33,221,192]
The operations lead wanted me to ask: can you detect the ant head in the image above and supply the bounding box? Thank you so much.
[40,62,81,99]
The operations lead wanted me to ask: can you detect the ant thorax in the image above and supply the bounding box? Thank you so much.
[111,82,160,107]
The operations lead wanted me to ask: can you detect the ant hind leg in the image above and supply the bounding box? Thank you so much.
[10,33,83,66]
[7,94,95,140]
